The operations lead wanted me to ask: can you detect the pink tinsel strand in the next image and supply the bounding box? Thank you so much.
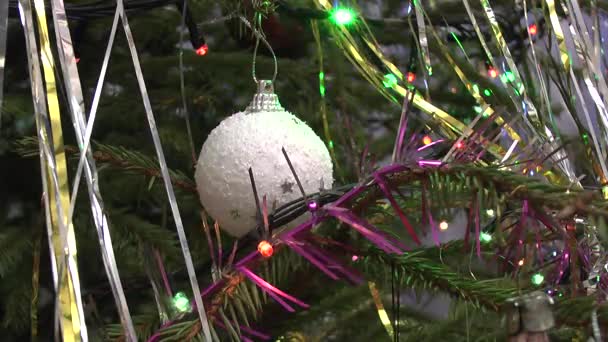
[325,206,402,254]
[214,319,271,340]
[238,266,309,310]
[300,239,364,284]
[373,173,421,245]
[154,249,173,297]
[418,160,442,166]
[417,139,445,152]
[284,240,340,280]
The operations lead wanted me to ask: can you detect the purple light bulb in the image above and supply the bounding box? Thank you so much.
[308,201,318,211]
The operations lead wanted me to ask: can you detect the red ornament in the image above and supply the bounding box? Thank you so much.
[488,67,498,78]
[406,72,416,83]
[196,44,209,56]
[528,24,538,36]
[422,135,432,145]
[257,240,274,258]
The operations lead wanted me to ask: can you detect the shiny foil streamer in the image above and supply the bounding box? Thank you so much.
[461,0,526,117]
[478,0,566,158]
[478,0,578,184]
[68,8,119,217]
[522,0,553,129]
[19,0,87,339]
[479,0,534,116]
[0,0,7,130]
[314,0,510,159]
[417,6,522,143]
[545,0,570,70]
[114,0,213,339]
[559,1,608,184]
[368,282,394,339]
[311,20,341,175]
[49,0,137,338]
[477,0,567,174]
[413,0,432,82]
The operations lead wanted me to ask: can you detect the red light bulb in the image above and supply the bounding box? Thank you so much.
[455,141,464,149]
[488,67,498,78]
[257,240,273,258]
[528,24,538,36]
[406,72,416,83]
[196,44,209,56]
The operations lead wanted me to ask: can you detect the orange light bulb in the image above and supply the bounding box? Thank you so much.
[528,24,538,35]
[422,135,433,145]
[257,240,274,258]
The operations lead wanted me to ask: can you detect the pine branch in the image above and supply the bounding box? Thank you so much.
[363,245,608,329]
[362,249,518,311]
[109,210,182,261]
[0,227,33,278]
[351,164,608,221]
[13,137,197,194]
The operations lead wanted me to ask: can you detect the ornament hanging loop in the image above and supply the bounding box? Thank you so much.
[239,15,278,84]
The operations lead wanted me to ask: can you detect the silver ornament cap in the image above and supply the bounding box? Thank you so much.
[505,291,555,334]
[245,80,285,113]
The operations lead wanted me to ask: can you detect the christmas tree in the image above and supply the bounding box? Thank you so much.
[1,0,608,340]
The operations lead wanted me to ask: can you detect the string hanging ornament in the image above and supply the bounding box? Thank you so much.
[195,18,333,238]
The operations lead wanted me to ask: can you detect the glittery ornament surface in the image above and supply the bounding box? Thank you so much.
[195,84,333,238]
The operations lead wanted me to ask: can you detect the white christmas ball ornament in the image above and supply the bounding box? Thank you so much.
[195,81,333,238]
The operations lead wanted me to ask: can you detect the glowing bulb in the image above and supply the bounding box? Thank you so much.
[196,44,209,56]
[331,8,356,26]
[455,141,464,149]
[480,232,492,243]
[439,220,449,230]
[518,259,525,266]
[488,67,498,78]
[382,73,398,88]
[352,255,359,262]
[406,72,416,82]
[422,135,433,145]
[531,273,544,285]
[528,24,538,35]
[172,292,191,313]
[257,240,274,258]
[485,209,495,217]
[308,201,318,211]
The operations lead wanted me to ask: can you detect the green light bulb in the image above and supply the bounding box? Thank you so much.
[172,292,191,313]
[331,8,356,26]
[382,73,398,88]
[531,273,544,285]
[480,232,492,243]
